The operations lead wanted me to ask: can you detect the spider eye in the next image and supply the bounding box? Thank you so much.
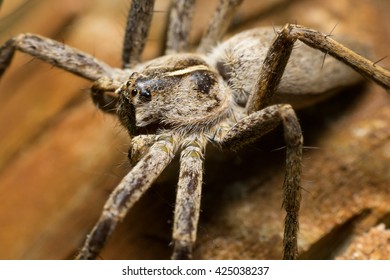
[126,80,131,88]
[140,88,151,100]
[131,88,138,96]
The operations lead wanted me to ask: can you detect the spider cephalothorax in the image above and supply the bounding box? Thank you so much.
[0,0,389,260]
[117,54,233,136]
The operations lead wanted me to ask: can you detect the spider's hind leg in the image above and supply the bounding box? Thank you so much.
[287,24,390,90]
[246,23,390,114]
[220,104,303,260]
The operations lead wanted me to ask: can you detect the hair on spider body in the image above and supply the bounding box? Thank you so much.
[0,0,389,260]
[117,53,234,136]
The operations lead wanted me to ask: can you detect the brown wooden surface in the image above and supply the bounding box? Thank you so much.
[0,0,389,259]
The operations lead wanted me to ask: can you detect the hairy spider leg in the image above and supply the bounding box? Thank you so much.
[165,0,196,54]
[122,0,155,68]
[76,134,178,259]
[246,24,390,114]
[197,0,244,53]
[219,104,302,259]
[0,34,113,81]
[172,136,206,260]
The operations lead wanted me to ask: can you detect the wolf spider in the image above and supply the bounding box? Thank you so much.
[1,0,389,260]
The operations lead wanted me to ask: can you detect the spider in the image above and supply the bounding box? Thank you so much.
[0,0,389,260]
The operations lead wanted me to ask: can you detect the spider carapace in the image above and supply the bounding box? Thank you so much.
[117,54,232,136]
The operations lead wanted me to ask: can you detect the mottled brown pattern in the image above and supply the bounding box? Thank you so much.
[0,0,389,260]
[172,137,204,259]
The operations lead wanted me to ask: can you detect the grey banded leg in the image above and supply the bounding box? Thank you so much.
[122,0,155,68]
[197,0,244,53]
[172,136,205,260]
[221,104,303,260]
[165,0,196,54]
[0,33,113,80]
[76,134,178,260]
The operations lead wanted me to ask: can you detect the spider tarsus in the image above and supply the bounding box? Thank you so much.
[76,216,118,260]
[172,240,193,260]
[283,212,299,260]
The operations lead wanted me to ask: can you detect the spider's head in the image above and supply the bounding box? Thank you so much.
[117,54,231,135]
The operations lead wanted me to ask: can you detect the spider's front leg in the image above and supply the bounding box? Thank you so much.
[197,0,244,53]
[76,134,178,260]
[89,77,124,114]
[220,104,303,260]
[172,136,206,260]
[165,0,196,54]
[90,0,156,113]
[122,0,155,67]
[0,33,113,81]
[0,31,128,116]
[166,0,243,54]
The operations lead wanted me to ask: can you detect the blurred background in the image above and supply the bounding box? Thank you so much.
[0,0,389,259]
